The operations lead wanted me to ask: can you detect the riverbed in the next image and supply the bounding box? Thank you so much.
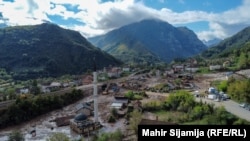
[0,93,126,141]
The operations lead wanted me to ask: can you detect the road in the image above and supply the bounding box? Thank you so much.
[195,97,250,122]
[145,90,250,122]
[193,72,250,122]
[76,83,103,90]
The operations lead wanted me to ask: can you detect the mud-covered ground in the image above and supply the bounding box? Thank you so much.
[0,93,125,141]
[1,69,249,141]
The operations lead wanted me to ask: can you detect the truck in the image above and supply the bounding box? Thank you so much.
[223,94,230,99]
[208,94,217,100]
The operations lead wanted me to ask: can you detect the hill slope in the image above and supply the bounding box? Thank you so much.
[200,26,250,58]
[0,23,122,80]
[88,19,207,64]
[202,38,222,47]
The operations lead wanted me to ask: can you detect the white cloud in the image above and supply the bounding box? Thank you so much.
[48,4,76,19]
[0,0,51,26]
[197,0,250,41]
[0,0,250,41]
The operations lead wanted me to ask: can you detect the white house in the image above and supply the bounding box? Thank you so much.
[110,96,128,109]
[40,86,51,93]
[185,67,199,73]
[20,88,29,94]
[172,65,185,73]
[164,69,174,76]
[209,65,221,71]
[62,82,70,88]
[107,67,122,78]
[50,82,61,87]
[122,67,130,72]
[110,103,123,109]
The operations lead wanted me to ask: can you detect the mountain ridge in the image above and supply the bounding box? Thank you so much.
[0,23,122,80]
[200,26,250,58]
[88,19,207,64]
[202,38,222,47]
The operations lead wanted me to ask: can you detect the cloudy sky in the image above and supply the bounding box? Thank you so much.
[0,0,250,41]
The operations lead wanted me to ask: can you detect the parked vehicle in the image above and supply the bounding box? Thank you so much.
[214,98,220,102]
[221,97,227,101]
[208,94,217,100]
[239,103,248,108]
[223,94,230,99]
[208,87,216,94]
[245,105,250,111]
[193,90,200,97]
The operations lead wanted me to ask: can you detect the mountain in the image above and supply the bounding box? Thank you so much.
[0,23,122,80]
[0,23,7,28]
[200,26,250,58]
[202,38,222,47]
[88,19,207,64]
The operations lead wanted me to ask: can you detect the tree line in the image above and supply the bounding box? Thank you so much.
[0,89,84,129]
[143,90,250,124]
[217,77,250,103]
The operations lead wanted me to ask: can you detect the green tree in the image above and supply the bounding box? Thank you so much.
[217,80,228,92]
[92,130,122,141]
[165,90,195,112]
[143,100,163,111]
[3,94,7,101]
[46,132,70,141]
[72,138,85,141]
[227,76,236,84]
[6,88,15,95]
[7,88,16,100]
[124,90,134,100]
[108,115,116,123]
[7,104,24,124]
[237,52,248,69]
[8,130,24,141]
[227,80,250,103]
[191,105,203,120]
[111,108,118,118]
[129,109,142,138]
[214,106,236,125]
[109,129,123,141]
[191,104,213,120]
[30,79,40,95]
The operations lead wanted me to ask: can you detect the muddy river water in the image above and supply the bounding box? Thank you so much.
[0,119,125,141]
[0,94,126,141]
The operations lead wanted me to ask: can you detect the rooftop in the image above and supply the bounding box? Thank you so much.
[74,113,87,122]
[113,96,129,104]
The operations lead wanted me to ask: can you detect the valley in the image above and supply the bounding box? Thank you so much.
[0,14,250,141]
[1,67,250,141]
